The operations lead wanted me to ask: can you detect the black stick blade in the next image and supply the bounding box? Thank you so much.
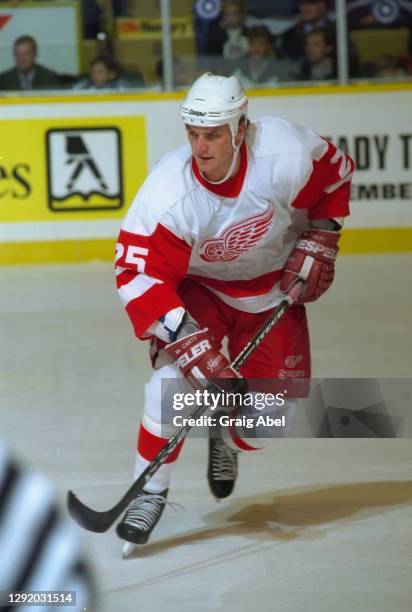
[67,491,117,533]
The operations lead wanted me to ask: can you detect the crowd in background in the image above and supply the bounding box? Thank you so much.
[0,0,411,92]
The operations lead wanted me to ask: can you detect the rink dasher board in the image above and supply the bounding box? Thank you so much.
[0,83,411,264]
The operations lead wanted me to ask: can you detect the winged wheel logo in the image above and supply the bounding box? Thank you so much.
[199,204,274,262]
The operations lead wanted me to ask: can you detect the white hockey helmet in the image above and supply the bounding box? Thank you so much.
[180,73,248,149]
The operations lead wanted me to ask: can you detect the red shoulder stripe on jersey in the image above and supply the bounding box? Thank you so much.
[191,141,247,198]
[292,140,355,219]
[187,269,283,299]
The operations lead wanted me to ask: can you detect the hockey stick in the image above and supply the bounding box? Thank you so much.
[67,279,305,533]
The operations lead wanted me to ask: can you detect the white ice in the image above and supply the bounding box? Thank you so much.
[1,254,411,612]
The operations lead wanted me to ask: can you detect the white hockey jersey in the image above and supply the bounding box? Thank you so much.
[115,116,354,339]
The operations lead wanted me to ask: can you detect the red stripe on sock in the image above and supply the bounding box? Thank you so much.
[137,424,184,463]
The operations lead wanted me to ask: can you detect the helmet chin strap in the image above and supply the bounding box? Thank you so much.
[198,132,244,185]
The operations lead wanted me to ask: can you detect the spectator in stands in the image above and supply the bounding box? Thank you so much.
[206,0,250,73]
[279,0,359,77]
[279,0,331,61]
[0,35,62,91]
[297,27,336,80]
[73,56,131,90]
[234,26,296,87]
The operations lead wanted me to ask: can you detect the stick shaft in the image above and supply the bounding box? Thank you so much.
[67,281,304,532]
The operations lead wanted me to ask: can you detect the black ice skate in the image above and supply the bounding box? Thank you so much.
[116,488,168,555]
[208,417,238,499]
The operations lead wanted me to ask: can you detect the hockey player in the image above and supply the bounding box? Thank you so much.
[114,73,354,554]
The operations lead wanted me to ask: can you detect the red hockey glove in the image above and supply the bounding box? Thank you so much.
[165,329,244,393]
[280,229,340,303]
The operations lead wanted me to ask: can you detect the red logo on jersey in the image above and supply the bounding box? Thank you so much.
[199,205,274,262]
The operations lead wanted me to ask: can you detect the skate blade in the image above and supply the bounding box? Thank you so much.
[122,541,138,559]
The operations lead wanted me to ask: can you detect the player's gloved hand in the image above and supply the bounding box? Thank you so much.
[165,328,244,393]
[280,229,340,302]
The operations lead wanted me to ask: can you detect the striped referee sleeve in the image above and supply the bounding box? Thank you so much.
[0,443,96,612]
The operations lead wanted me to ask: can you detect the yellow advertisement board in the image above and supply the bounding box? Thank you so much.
[116,17,194,39]
[0,115,146,224]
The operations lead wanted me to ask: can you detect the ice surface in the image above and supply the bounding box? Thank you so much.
[1,255,411,612]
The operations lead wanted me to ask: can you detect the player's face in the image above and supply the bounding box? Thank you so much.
[186,124,237,182]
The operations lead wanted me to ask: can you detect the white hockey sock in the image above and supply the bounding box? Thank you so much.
[133,453,175,494]
[133,423,184,494]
